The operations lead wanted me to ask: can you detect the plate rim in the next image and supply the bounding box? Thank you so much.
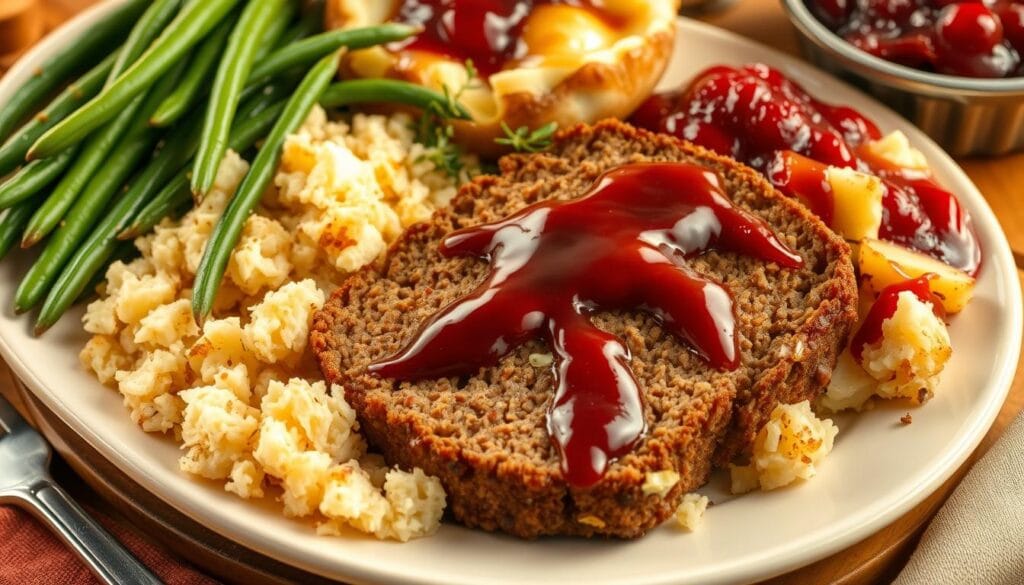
[0,2,1020,584]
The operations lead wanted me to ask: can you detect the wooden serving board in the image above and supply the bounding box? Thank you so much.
[2,1,1023,584]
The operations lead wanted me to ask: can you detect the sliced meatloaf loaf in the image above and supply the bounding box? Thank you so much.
[311,120,858,538]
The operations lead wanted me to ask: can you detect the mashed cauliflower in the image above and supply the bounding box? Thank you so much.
[80,109,475,541]
[730,401,838,493]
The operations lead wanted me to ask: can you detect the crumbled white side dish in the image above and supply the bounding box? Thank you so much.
[674,493,709,532]
[819,350,877,412]
[823,291,952,411]
[81,110,475,541]
[730,401,838,493]
[860,292,951,404]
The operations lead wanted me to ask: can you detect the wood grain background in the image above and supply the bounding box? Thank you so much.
[1,1,1022,583]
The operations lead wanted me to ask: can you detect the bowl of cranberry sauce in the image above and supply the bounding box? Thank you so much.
[782,0,1024,156]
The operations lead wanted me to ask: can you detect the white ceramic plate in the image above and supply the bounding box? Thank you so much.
[0,3,1020,584]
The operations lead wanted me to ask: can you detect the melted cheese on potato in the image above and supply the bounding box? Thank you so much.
[518,5,621,69]
[329,0,678,132]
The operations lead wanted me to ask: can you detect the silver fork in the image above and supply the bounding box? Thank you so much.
[0,394,161,585]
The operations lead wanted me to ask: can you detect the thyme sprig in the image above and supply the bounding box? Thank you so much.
[416,60,480,182]
[495,121,558,153]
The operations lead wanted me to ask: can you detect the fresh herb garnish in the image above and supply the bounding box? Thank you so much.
[418,122,466,182]
[416,60,479,182]
[495,121,558,153]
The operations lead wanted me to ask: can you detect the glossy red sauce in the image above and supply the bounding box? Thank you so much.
[369,162,803,487]
[631,63,982,276]
[768,151,836,227]
[850,275,946,362]
[389,0,610,76]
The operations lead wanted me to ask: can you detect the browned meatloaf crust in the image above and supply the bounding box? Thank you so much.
[311,120,858,539]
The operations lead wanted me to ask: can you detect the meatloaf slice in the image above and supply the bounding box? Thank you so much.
[311,120,858,539]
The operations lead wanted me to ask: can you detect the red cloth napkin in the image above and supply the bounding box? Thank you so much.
[0,502,218,584]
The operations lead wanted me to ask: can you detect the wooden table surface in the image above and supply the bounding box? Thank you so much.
[1,1,1022,584]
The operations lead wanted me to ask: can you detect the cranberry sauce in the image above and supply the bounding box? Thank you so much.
[850,275,946,361]
[631,64,882,171]
[865,154,981,273]
[389,0,609,76]
[808,0,1024,78]
[369,162,803,487]
[631,63,982,276]
[767,151,836,226]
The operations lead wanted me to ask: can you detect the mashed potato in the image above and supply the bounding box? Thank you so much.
[674,493,709,532]
[860,291,951,404]
[730,401,838,493]
[822,291,952,412]
[819,350,878,413]
[80,109,474,541]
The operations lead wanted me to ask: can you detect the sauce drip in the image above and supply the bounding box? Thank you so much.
[850,275,946,362]
[767,151,835,227]
[369,162,803,487]
[631,63,982,276]
[389,0,607,76]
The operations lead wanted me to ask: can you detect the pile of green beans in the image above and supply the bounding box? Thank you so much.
[0,0,472,333]
[0,0,149,142]
[191,0,290,196]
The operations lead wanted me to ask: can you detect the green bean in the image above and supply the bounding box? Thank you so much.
[0,54,115,178]
[238,77,300,118]
[192,0,290,197]
[106,0,184,89]
[23,87,160,245]
[38,97,288,330]
[34,120,205,331]
[148,19,232,128]
[23,101,143,245]
[150,3,301,130]
[123,84,296,241]
[247,24,418,84]
[120,176,191,241]
[320,79,472,119]
[19,0,197,242]
[136,120,204,188]
[0,148,77,209]
[13,0,180,174]
[0,0,148,143]
[73,241,138,307]
[192,51,341,321]
[123,100,287,240]
[28,0,242,160]
[277,2,324,47]
[18,0,190,241]
[0,197,40,261]
[231,98,291,150]
[16,137,152,310]
[255,0,296,60]
[14,62,185,313]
